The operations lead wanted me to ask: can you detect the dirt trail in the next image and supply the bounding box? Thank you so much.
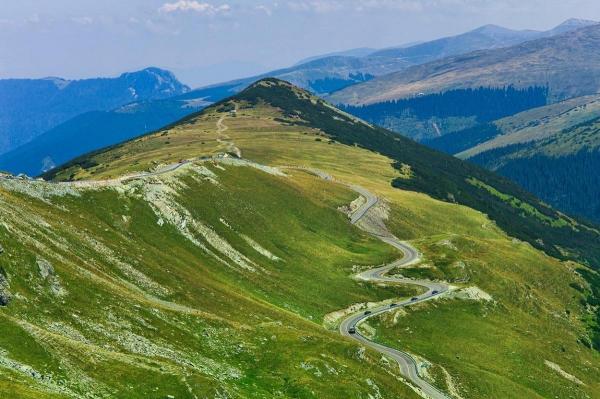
[215,107,242,158]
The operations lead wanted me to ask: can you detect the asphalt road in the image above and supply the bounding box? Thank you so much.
[338,184,451,399]
[12,138,452,397]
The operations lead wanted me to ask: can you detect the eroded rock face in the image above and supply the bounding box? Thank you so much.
[36,258,66,297]
[0,268,11,306]
[37,258,55,279]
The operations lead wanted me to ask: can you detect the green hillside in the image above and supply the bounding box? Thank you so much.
[469,117,600,223]
[2,79,599,398]
[425,94,600,223]
[457,94,600,159]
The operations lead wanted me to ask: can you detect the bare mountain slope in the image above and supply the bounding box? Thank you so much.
[329,23,600,105]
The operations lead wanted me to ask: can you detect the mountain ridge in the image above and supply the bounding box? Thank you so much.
[328,22,600,105]
[1,78,598,398]
[1,18,593,177]
[0,67,189,156]
[47,78,600,268]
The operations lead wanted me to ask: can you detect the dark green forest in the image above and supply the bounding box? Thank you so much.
[309,72,375,94]
[339,86,548,126]
[426,122,502,154]
[471,145,600,223]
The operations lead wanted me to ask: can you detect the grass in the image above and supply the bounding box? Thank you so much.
[0,161,422,398]
[368,232,600,398]
[466,177,571,228]
[460,94,600,159]
[2,79,599,398]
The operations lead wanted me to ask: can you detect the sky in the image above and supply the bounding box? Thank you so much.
[1,0,600,87]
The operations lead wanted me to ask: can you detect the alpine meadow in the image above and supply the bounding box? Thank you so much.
[1,3,599,399]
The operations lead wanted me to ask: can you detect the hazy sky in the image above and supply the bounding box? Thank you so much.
[2,0,600,87]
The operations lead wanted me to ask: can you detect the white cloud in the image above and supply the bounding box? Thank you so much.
[255,5,273,16]
[159,1,231,15]
[287,1,343,13]
[71,16,94,25]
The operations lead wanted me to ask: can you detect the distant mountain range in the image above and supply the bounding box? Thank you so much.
[210,19,597,99]
[294,47,378,65]
[0,98,208,177]
[0,81,241,176]
[0,67,189,156]
[0,19,595,177]
[329,20,600,105]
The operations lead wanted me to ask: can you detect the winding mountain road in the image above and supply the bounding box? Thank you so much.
[7,108,453,397]
[285,166,451,397]
[339,185,451,399]
[288,168,452,398]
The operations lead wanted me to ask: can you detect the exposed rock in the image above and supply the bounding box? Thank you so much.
[241,235,281,261]
[338,196,366,218]
[355,200,391,238]
[0,178,81,201]
[444,286,493,302]
[217,158,286,176]
[365,378,383,399]
[440,365,465,399]
[544,360,585,385]
[0,268,11,306]
[0,349,77,396]
[436,238,457,251]
[299,361,322,377]
[139,176,258,272]
[37,258,55,279]
[36,258,67,297]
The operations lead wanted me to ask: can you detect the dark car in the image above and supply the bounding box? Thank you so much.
[432,290,439,295]
[364,310,372,315]
[389,303,397,308]
[411,297,419,302]
[348,327,356,334]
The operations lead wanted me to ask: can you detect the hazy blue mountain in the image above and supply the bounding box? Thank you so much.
[169,61,268,88]
[545,18,597,35]
[2,19,595,177]
[190,19,596,101]
[366,24,540,65]
[294,47,378,65]
[0,67,189,155]
[329,21,600,105]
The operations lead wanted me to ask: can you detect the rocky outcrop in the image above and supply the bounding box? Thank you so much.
[36,258,66,297]
[0,267,11,306]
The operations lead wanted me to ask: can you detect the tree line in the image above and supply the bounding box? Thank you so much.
[340,86,548,124]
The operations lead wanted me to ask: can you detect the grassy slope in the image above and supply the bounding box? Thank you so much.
[457,94,600,159]
[231,80,600,267]
[367,233,600,398]
[0,165,421,398]
[26,79,600,397]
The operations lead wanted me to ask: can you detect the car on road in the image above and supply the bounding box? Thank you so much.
[364,310,372,315]
[411,297,419,302]
[348,327,356,334]
[432,290,439,295]
[389,303,397,308]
